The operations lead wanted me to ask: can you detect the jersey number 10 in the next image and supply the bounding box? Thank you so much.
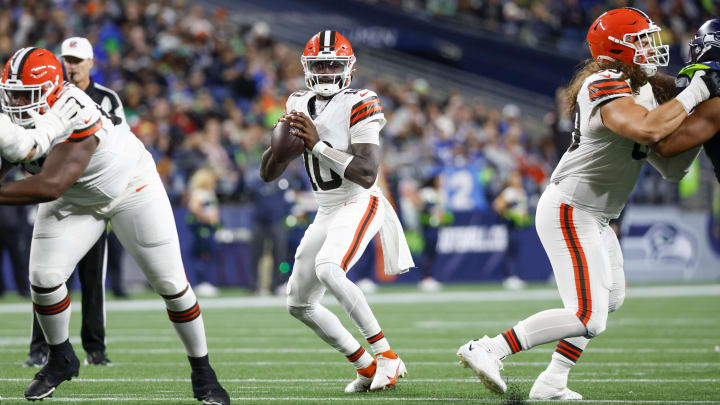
[303,142,342,191]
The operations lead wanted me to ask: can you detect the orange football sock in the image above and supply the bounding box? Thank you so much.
[379,349,398,359]
[357,360,377,378]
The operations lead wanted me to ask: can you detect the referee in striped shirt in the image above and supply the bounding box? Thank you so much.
[24,37,125,368]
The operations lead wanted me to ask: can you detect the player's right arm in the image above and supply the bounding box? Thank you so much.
[652,98,720,157]
[602,70,718,145]
[261,109,294,182]
[259,146,290,182]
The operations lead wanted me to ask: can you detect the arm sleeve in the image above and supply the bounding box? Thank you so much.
[350,120,381,145]
[647,147,702,182]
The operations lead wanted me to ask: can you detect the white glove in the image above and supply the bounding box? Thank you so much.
[0,113,35,163]
[0,99,81,163]
[28,98,80,137]
[675,70,711,114]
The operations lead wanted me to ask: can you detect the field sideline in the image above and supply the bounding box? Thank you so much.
[0,284,718,404]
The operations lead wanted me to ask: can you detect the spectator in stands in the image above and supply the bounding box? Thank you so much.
[492,170,531,290]
[186,168,221,297]
[1,0,711,298]
[417,175,448,292]
[246,161,293,296]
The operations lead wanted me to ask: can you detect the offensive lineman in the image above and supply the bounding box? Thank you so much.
[260,30,414,392]
[653,18,720,182]
[456,8,720,400]
[25,36,123,369]
[0,48,230,404]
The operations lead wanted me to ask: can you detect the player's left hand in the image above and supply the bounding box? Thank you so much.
[288,111,320,150]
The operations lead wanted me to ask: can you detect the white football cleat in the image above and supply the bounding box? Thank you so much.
[369,354,407,391]
[457,336,507,394]
[529,370,582,400]
[344,373,373,393]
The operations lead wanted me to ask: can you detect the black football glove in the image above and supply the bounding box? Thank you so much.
[701,69,720,98]
[676,61,720,93]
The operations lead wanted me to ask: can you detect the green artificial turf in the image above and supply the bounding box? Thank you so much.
[0,284,718,404]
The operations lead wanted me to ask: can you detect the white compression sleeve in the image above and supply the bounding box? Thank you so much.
[311,141,354,178]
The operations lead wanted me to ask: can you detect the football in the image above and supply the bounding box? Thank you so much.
[271,120,305,164]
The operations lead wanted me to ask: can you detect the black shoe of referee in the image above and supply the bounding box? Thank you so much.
[24,340,80,401]
[85,350,112,366]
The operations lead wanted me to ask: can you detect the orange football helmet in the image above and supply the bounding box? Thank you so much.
[301,30,355,97]
[1,47,64,127]
[587,7,668,76]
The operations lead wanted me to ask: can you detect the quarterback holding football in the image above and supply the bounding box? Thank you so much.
[260,30,414,392]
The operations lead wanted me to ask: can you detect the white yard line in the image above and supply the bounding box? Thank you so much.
[1,377,718,383]
[2,335,717,347]
[0,397,718,404]
[1,285,718,314]
[3,360,715,367]
[1,347,716,354]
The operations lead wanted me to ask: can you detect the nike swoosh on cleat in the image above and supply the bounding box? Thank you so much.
[386,364,401,385]
[359,91,368,97]
[135,184,149,192]
[468,343,474,351]
[84,118,92,124]
[599,73,611,78]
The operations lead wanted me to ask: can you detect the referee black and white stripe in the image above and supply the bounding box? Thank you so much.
[85,80,125,123]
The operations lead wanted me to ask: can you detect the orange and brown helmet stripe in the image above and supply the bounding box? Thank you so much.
[303,30,354,57]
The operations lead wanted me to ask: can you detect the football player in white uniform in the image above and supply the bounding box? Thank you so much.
[456,8,720,399]
[260,30,414,392]
[0,48,230,404]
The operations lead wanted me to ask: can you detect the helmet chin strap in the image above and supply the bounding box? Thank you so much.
[314,82,339,97]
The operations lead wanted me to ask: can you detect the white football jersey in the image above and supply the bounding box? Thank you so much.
[550,69,656,220]
[23,83,153,207]
[285,88,386,208]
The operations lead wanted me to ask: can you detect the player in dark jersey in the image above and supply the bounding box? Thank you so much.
[653,19,720,182]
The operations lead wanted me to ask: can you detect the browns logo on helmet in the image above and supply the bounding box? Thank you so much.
[0,47,64,127]
[586,7,669,77]
[301,30,356,97]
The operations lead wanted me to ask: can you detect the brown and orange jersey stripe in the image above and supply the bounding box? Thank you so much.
[350,96,382,128]
[65,119,102,143]
[587,78,631,102]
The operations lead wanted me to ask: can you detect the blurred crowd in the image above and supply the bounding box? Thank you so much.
[0,0,714,295]
[359,0,717,59]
